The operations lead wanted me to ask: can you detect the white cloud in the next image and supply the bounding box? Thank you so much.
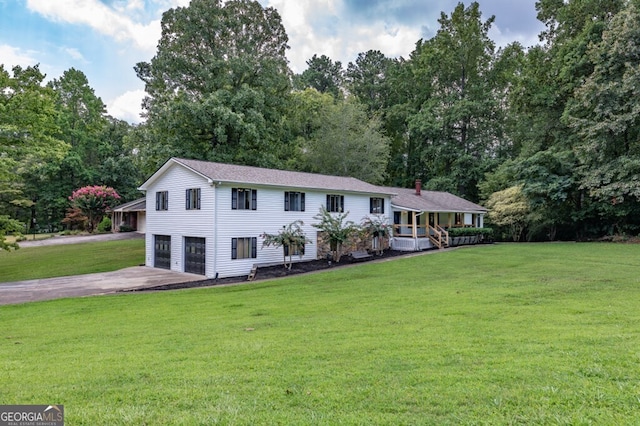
[26,0,161,53]
[266,0,420,73]
[0,44,38,69]
[107,89,146,124]
[63,47,86,61]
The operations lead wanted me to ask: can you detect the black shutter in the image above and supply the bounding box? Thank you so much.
[301,193,305,212]
[251,237,257,258]
[381,199,384,214]
[231,238,237,259]
[185,189,190,210]
[369,198,373,214]
[231,188,238,210]
[251,190,257,210]
[196,188,201,210]
[326,194,330,210]
[284,192,290,211]
[156,192,160,210]
[340,195,344,212]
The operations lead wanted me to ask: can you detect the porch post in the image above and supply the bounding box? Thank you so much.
[412,211,417,238]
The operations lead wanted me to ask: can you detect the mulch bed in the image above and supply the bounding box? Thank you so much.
[129,249,418,292]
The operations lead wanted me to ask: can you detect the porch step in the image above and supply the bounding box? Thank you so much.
[247,264,258,281]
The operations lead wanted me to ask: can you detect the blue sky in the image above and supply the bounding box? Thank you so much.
[0,0,544,124]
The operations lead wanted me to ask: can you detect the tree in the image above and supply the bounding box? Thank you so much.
[405,2,499,201]
[134,0,292,171]
[345,50,393,113]
[302,100,390,184]
[564,1,640,233]
[312,207,357,262]
[67,185,121,233]
[0,215,23,251]
[485,185,530,242]
[360,215,390,255]
[0,65,68,229]
[295,54,344,99]
[261,220,311,269]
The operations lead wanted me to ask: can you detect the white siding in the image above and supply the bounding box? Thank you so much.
[213,186,386,278]
[144,164,215,275]
[143,162,392,279]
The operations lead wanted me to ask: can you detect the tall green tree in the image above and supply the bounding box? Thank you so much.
[406,2,499,201]
[564,1,640,233]
[301,100,390,184]
[134,0,292,172]
[0,65,68,228]
[294,54,344,99]
[345,50,392,113]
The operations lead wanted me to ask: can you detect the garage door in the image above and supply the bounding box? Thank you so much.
[154,235,171,269]
[184,237,206,275]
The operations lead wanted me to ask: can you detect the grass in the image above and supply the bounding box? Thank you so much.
[0,238,145,282]
[1,242,640,424]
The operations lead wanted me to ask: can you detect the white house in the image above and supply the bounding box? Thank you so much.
[139,158,487,279]
[138,158,397,279]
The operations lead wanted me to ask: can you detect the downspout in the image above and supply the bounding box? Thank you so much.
[210,179,218,279]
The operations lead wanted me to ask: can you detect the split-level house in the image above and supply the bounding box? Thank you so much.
[139,158,486,279]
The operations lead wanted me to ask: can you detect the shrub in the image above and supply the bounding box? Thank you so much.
[97,217,112,233]
[118,224,134,233]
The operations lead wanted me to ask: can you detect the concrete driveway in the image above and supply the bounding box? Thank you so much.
[0,266,205,306]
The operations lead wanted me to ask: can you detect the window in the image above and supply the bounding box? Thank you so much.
[231,237,257,259]
[284,191,305,211]
[155,191,168,211]
[455,213,463,225]
[370,197,384,214]
[284,243,305,257]
[185,188,201,210]
[326,194,344,213]
[232,188,257,210]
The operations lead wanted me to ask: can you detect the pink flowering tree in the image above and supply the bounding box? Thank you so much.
[68,185,121,233]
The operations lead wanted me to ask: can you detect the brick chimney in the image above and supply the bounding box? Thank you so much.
[415,179,421,196]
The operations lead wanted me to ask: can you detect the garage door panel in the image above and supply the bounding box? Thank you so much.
[185,237,206,275]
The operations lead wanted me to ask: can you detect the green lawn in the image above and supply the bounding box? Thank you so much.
[1,243,639,424]
[0,238,145,282]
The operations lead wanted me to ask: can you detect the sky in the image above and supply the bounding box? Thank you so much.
[0,0,545,124]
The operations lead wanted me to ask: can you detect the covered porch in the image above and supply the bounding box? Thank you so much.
[110,198,146,233]
[391,209,485,251]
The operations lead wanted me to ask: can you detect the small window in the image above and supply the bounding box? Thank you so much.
[232,188,257,210]
[370,197,384,214]
[231,237,257,259]
[284,191,305,212]
[326,194,344,213]
[284,243,305,257]
[185,188,201,210]
[155,191,168,211]
[455,213,463,225]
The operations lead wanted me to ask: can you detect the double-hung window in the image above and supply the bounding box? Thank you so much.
[370,197,384,214]
[232,188,257,210]
[284,243,305,257]
[284,191,305,211]
[155,191,168,211]
[185,188,201,210]
[326,194,344,213]
[231,237,257,259]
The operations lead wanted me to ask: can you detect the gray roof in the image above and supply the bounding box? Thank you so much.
[385,187,487,213]
[110,198,146,212]
[139,158,486,213]
[140,157,396,195]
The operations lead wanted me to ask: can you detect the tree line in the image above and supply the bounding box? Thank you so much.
[2,0,639,242]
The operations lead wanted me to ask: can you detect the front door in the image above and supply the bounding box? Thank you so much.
[184,237,206,275]
[154,235,171,269]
